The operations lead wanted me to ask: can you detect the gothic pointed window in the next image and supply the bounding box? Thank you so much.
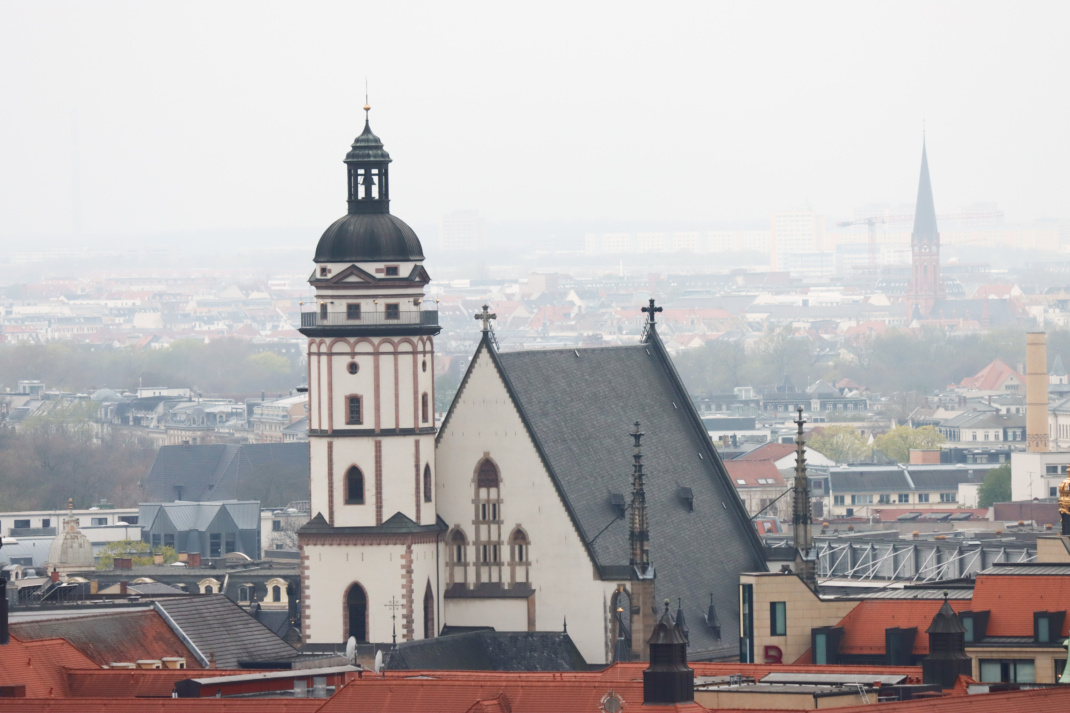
[509,527,530,586]
[447,528,468,587]
[421,393,429,423]
[345,467,365,504]
[423,580,435,639]
[474,458,502,584]
[423,464,432,502]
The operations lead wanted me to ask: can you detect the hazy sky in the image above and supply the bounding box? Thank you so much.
[1,1,1067,246]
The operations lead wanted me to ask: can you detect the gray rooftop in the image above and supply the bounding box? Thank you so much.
[485,328,766,660]
[154,595,298,669]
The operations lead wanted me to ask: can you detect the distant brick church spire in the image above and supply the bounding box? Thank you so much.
[909,137,944,316]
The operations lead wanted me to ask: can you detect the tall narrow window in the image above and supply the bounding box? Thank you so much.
[346,395,362,425]
[345,467,365,504]
[770,601,786,636]
[320,302,328,320]
[421,393,429,423]
[423,464,432,502]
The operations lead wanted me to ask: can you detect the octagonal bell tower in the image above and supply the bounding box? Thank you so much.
[299,105,443,648]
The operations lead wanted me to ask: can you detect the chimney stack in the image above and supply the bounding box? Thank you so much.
[1026,332,1049,452]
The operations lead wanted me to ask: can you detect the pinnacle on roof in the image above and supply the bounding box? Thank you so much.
[1052,354,1068,378]
[912,138,939,242]
[926,595,967,635]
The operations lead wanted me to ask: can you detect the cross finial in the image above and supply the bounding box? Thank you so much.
[475,304,497,333]
[364,78,370,116]
[385,595,401,646]
[641,298,662,326]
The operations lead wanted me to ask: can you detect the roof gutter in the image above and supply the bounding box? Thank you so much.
[153,601,210,668]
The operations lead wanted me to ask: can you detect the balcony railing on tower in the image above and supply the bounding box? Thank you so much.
[300,309,438,329]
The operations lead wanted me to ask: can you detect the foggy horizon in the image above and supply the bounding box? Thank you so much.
[2,2,1068,251]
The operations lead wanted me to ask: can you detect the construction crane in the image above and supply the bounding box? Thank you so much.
[836,216,886,268]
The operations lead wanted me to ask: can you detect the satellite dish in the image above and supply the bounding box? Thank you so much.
[345,636,356,665]
[373,649,383,675]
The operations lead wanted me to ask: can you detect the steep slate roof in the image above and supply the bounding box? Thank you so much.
[468,327,766,660]
[389,631,587,671]
[141,501,260,532]
[142,442,309,504]
[154,595,298,668]
[10,610,201,668]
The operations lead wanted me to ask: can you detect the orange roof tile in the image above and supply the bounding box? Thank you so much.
[11,610,202,669]
[66,669,247,698]
[738,443,795,462]
[724,461,787,488]
[0,699,323,712]
[833,600,968,656]
[831,685,1070,713]
[0,635,97,698]
[956,359,1023,391]
[972,574,1070,637]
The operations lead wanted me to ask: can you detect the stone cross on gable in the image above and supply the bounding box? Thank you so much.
[475,304,497,333]
[642,298,663,326]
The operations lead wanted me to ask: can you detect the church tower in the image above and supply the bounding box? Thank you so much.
[908,138,944,317]
[298,106,444,647]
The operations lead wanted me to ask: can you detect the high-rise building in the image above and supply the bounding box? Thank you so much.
[771,210,824,270]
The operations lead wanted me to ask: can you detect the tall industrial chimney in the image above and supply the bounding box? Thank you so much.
[1026,332,1049,453]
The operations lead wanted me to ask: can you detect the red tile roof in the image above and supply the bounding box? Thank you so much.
[956,359,1023,391]
[0,699,323,712]
[832,599,968,656]
[10,610,202,669]
[870,508,988,522]
[738,443,795,462]
[0,636,97,698]
[66,669,247,698]
[724,460,787,488]
[831,685,1070,713]
[972,574,1070,637]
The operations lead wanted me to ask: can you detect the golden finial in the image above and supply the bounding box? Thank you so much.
[68,497,73,511]
[363,78,371,114]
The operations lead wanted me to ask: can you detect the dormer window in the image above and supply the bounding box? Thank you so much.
[385,265,399,277]
[1035,611,1065,645]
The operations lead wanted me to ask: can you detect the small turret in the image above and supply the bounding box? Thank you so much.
[643,600,693,704]
[922,594,971,688]
[792,408,817,591]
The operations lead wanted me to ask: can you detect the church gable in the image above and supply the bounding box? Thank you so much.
[491,334,767,660]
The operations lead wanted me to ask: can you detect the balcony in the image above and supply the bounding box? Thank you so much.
[299,309,439,332]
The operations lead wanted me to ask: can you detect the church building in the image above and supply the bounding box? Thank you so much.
[298,108,767,664]
[907,138,945,318]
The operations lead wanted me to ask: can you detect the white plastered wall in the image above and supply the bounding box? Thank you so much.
[303,539,439,645]
[435,345,621,664]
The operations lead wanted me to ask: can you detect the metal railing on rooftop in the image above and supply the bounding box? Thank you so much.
[300,310,438,329]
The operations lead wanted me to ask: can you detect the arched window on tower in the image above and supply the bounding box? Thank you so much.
[509,527,530,586]
[421,393,429,423]
[345,467,365,504]
[423,464,432,503]
[447,528,468,587]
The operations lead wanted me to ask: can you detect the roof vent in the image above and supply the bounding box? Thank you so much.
[608,492,626,518]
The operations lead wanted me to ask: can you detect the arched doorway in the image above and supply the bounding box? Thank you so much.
[423,580,435,639]
[346,583,368,642]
